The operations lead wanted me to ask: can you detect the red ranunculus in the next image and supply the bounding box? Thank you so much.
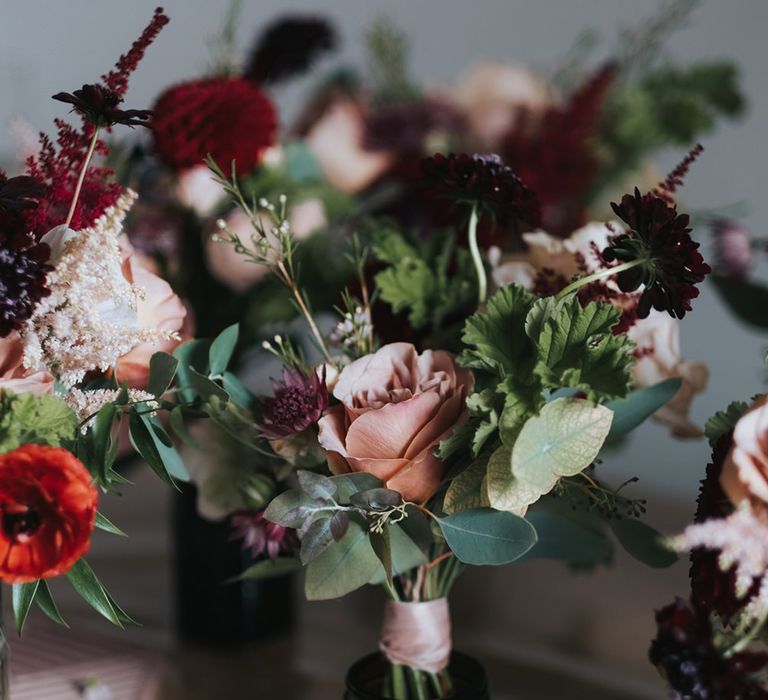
[0,445,98,583]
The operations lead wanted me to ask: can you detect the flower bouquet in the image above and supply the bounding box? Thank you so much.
[180,130,721,697]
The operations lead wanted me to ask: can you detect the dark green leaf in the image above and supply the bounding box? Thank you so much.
[13,581,39,635]
[35,580,68,627]
[297,470,337,500]
[369,524,427,583]
[520,510,612,564]
[209,324,239,376]
[605,378,682,438]
[173,339,212,403]
[610,517,677,568]
[330,511,350,541]
[168,405,202,449]
[222,372,256,407]
[350,488,403,511]
[232,557,301,582]
[95,511,127,537]
[128,413,187,488]
[370,524,393,582]
[330,473,382,503]
[264,490,329,527]
[66,559,132,627]
[300,517,335,564]
[188,369,229,401]
[437,508,537,565]
[711,275,768,330]
[147,352,179,398]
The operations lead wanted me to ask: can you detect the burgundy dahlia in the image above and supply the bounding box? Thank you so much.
[230,509,298,560]
[649,598,768,700]
[604,188,710,319]
[257,367,328,440]
[245,15,337,86]
[151,77,278,173]
[421,152,541,228]
[52,84,152,128]
[0,244,51,338]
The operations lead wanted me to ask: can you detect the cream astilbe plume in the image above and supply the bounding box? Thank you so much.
[21,191,178,387]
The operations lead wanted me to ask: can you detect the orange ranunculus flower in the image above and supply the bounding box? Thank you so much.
[0,445,98,583]
[317,343,473,502]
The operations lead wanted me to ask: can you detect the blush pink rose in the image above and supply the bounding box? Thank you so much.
[317,343,473,502]
[0,333,54,395]
[720,396,768,508]
[113,245,188,389]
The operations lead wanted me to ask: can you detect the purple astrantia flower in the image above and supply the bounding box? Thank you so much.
[52,84,152,128]
[256,367,329,440]
[603,188,710,319]
[230,510,298,560]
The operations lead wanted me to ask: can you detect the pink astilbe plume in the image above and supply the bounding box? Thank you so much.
[22,8,169,238]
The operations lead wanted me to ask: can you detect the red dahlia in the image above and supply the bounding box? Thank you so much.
[0,445,98,583]
[151,77,278,173]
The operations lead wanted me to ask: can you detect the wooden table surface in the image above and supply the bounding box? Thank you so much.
[7,465,682,699]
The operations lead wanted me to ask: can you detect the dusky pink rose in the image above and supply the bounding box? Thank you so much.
[0,333,54,395]
[305,99,392,193]
[317,343,473,502]
[113,245,188,389]
[720,396,768,508]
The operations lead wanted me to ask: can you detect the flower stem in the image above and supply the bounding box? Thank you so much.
[555,258,646,299]
[391,664,407,699]
[467,205,487,306]
[65,127,100,228]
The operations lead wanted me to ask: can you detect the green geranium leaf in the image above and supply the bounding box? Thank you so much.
[438,507,537,565]
[610,517,677,568]
[605,378,683,438]
[0,392,78,453]
[305,520,382,600]
[705,401,750,446]
[529,297,634,403]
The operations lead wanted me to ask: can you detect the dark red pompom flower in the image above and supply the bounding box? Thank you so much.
[603,188,710,319]
[421,153,541,228]
[649,598,768,700]
[0,445,98,583]
[52,83,152,128]
[0,244,52,338]
[257,367,328,441]
[151,77,278,173]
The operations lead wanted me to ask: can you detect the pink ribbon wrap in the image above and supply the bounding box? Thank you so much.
[379,598,452,673]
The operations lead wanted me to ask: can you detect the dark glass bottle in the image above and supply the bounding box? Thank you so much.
[344,653,490,700]
[172,483,294,646]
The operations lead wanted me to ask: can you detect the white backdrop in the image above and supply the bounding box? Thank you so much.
[2,0,767,506]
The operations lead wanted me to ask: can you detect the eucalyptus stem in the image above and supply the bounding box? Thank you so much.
[391,664,407,699]
[406,667,429,700]
[467,205,487,306]
[556,258,646,299]
[65,127,100,228]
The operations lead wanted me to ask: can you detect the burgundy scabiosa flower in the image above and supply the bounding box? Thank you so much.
[0,244,52,338]
[649,598,768,700]
[230,510,298,560]
[244,15,337,86]
[421,153,541,228]
[603,188,710,319]
[151,77,277,173]
[52,84,153,128]
[256,367,329,440]
[0,175,47,212]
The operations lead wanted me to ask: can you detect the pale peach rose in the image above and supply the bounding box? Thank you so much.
[720,396,768,508]
[0,333,54,395]
[175,165,225,217]
[451,62,553,149]
[628,310,708,438]
[304,99,392,193]
[113,245,188,389]
[317,343,473,502]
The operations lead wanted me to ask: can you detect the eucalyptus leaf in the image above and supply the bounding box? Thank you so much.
[370,524,393,582]
[264,490,329,527]
[305,521,381,600]
[444,457,490,514]
[610,517,677,568]
[209,324,239,376]
[298,470,337,500]
[300,517,335,564]
[331,473,382,503]
[369,523,427,583]
[350,488,403,511]
[520,510,612,564]
[605,379,682,439]
[330,511,350,541]
[438,508,537,565]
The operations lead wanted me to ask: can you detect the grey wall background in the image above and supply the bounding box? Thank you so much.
[2,0,766,511]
